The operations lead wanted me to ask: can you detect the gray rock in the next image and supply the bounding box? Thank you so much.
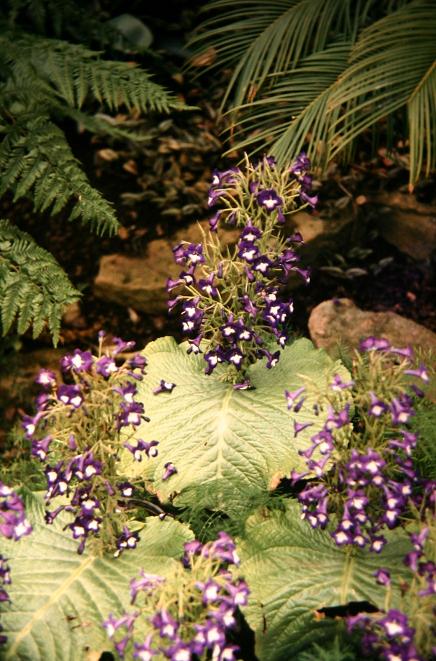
[374,191,436,260]
[308,298,436,354]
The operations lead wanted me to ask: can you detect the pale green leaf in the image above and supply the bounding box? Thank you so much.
[121,337,348,509]
[238,502,413,660]
[0,492,193,661]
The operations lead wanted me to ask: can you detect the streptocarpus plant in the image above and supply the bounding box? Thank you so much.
[288,337,431,553]
[348,491,436,661]
[22,333,162,556]
[104,532,248,660]
[167,154,315,383]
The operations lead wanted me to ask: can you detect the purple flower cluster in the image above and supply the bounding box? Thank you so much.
[104,533,248,660]
[0,483,32,542]
[289,152,318,208]
[168,156,313,379]
[348,490,435,660]
[348,609,422,660]
[23,335,161,555]
[288,338,429,552]
[0,483,32,642]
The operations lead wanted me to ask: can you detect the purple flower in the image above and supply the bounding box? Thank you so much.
[404,364,429,383]
[61,349,93,373]
[240,222,262,243]
[31,435,53,461]
[374,568,391,586]
[151,609,179,640]
[0,484,32,541]
[96,356,118,377]
[256,189,283,212]
[290,153,311,176]
[378,610,414,641]
[130,571,165,603]
[57,384,84,408]
[163,462,177,481]
[153,380,176,395]
[35,369,57,388]
[115,527,140,557]
[293,420,313,437]
[359,337,391,352]
[285,386,306,409]
[238,241,259,263]
[368,392,388,417]
[300,190,318,208]
[133,635,157,660]
[124,439,159,461]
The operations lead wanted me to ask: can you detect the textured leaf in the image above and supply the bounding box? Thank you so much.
[121,337,348,509]
[238,502,413,660]
[0,492,193,661]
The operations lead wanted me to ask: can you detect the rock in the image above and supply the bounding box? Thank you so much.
[308,299,436,355]
[373,191,436,260]
[285,211,353,263]
[94,221,239,314]
[62,301,87,329]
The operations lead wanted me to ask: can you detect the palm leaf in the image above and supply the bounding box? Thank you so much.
[225,42,351,167]
[190,0,377,108]
[328,0,436,183]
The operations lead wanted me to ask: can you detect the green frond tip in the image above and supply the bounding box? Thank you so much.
[1,32,187,114]
[0,116,120,236]
[0,219,80,345]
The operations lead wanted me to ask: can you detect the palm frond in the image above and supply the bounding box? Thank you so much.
[328,0,436,182]
[190,0,376,108]
[225,42,351,167]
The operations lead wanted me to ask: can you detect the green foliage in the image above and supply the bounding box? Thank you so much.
[190,0,436,184]
[0,8,186,342]
[0,490,193,661]
[238,501,413,661]
[0,220,80,344]
[296,634,359,661]
[411,399,436,480]
[120,336,349,510]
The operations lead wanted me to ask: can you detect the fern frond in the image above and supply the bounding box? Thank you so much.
[0,116,119,235]
[0,219,80,344]
[1,32,185,114]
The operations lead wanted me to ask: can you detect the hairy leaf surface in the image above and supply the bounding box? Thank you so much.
[122,337,348,508]
[0,492,193,661]
[238,502,412,660]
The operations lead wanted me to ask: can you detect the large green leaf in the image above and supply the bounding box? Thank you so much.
[121,336,348,509]
[238,502,413,660]
[0,492,193,661]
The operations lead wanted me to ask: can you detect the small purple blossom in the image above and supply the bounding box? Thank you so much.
[256,189,283,212]
[163,462,177,481]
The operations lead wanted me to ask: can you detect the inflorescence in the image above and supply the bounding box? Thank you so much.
[22,333,161,556]
[167,154,316,382]
[104,532,249,660]
[287,337,431,553]
[0,483,32,643]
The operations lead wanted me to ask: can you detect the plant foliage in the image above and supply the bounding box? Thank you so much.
[238,501,413,660]
[190,0,436,183]
[0,490,193,661]
[0,6,185,342]
[121,336,349,509]
[0,219,80,344]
